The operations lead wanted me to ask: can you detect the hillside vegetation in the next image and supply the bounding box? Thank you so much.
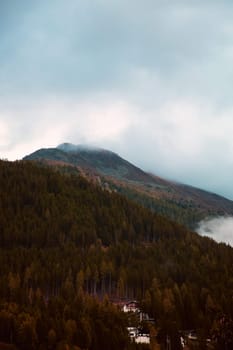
[0,160,233,349]
[24,143,233,229]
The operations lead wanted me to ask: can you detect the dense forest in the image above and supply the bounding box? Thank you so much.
[35,160,218,230]
[0,160,233,349]
[116,185,207,229]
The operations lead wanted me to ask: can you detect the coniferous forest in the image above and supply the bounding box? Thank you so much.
[0,160,233,349]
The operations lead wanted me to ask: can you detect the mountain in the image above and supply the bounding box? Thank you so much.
[24,143,233,228]
[25,143,158,183]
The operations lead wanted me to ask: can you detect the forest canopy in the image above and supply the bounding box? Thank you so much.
[0,160,232,349]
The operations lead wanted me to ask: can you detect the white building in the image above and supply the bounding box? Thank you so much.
[123,300,139,313]
[135,335,150,344]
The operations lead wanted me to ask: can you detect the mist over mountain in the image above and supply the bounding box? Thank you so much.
[57,143,104,153]
[24,143,159,183]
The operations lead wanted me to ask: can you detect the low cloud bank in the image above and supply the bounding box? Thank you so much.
[197,216,233,247]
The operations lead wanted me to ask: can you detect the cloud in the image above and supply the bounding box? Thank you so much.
[1,0,233,100]
[197,217,233,247]
[0,120,10,149]
[110,97,233,199]
[0,95,136,159]
[1,1,233,200]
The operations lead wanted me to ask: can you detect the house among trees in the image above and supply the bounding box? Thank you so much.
[123,300,139,313]
[127,327,150,344]
[135,335,150,344]
[124,302,151,345]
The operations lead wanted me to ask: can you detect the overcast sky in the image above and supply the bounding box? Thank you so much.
[1,0,233,199]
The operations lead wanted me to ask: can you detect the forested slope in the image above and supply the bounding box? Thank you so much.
[24,143,233,230]
[0,160,232,349]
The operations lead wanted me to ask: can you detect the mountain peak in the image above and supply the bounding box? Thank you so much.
[24,142,150,182]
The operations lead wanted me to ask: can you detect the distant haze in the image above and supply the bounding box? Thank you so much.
[1,1,233,200]
[197,217,233,247]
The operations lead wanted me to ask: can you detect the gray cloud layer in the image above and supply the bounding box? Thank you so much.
[1,0,233,200]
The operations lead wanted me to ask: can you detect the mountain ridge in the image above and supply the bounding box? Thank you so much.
[23,143,233,228]
[24,143,164,184]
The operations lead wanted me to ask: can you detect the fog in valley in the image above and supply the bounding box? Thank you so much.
[197,216,233,247]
